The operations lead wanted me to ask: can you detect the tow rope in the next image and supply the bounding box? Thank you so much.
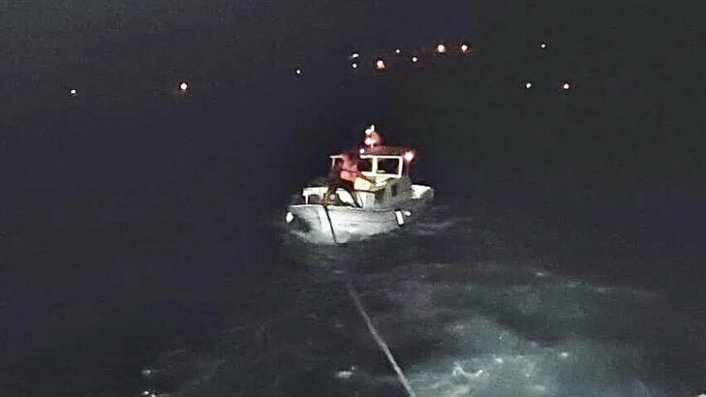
[347,280,419,397]
[321,204,419,397]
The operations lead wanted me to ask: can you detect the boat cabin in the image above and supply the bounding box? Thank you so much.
[299,146,416,208]
[329,146,414,184]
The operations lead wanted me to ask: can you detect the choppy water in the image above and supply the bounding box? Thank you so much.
[105,202,706,397]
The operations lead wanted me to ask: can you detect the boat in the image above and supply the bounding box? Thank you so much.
[284,125,434,244]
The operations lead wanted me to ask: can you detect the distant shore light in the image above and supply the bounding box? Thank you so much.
[69,88,78,96]
[352,63,358,69]
[395,48,401,55]
[436,43,447,54]
[541,42,547,49]
[411,56,418,63]
[295,68,302,75]
[179,82,188,92]
[460,43,470,53]
[561,82,571,90]
[375,59,386,70]
[350,52,360,59]
[525,82,533,89]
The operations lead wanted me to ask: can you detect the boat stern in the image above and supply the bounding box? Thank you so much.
[285,204,338,244]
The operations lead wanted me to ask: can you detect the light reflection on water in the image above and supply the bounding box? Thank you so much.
[139,203,706,397]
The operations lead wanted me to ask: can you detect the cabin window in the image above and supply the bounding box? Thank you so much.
[358,158,373,172]
[376,158,400,175]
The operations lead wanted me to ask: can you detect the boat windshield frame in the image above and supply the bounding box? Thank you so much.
[330,154,404,178]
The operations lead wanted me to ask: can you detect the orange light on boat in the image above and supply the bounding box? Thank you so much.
[403,151,415,162]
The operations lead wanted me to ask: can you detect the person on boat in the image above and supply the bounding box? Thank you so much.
[324,154,359,206]
[341,151,377,192]
[325,152,379,206]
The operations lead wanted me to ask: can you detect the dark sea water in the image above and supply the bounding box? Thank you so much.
[2,59,706,396]
[3,183,706,396]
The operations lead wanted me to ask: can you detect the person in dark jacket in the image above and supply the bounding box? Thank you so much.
[324,153,360,206]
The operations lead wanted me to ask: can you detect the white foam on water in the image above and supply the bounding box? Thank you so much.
[353,261,699,397]
[412,220,460,236]
[409,206,479,237]
[140,254,703,397]
[335,367,355,380]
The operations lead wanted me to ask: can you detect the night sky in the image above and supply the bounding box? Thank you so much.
[2,1,701,118]
[2,1,706,395]
[2,1,704,181]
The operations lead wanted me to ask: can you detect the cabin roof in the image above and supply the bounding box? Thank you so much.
[330,146,410,158]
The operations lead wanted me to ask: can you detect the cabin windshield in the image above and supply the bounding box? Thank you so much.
[376,158,401,175]
[329,156,373,171]
[355,155,403,178]
[330,152,408,178]
[359,158,373,172]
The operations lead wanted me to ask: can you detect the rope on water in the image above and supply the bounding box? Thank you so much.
[347,281,419,397]
[319,203,418,396]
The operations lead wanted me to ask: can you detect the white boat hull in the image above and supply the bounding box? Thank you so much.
[286,184,433,244]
